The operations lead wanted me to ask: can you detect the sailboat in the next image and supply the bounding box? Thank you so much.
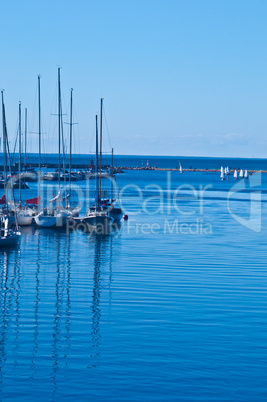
[35,74,57,228]
[35,69,74,228]
[244,170,248,179]
[94,99,123,222]
[220,166,225,180]
[82,110,113,234]
[234,169,238,179]
[0,91,21,247]
[179,161,183,173]
[15,102,33,226]
[65,88,79,217]
[0,216,21,247]
[239,169,244,178]
[101,147,124,222]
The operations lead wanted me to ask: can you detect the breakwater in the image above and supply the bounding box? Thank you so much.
[1,162,265,173]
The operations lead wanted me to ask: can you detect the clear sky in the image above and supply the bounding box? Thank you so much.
[1,0,267,157]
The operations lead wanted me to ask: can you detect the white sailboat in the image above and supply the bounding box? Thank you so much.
[220,166,225,180]
[15,102,33,226]
[179,161,183,173]
[35,208,57,227]
[234,169,238,179]
[239,169,244,178]
[34,74,57,228]
[244,170,248,179]
[16,209,33,226]
[0,91,21,247]
[35,69,73,228]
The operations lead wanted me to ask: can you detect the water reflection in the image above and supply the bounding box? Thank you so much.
[0,250,21,388]
[0,226,119,399]
[32,231,40,374]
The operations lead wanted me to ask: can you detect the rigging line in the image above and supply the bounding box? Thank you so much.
[102,105,113,152]
[88,119,96,155]
[60,93,67,200]
[5,115,19,228]
[12,122,19,167]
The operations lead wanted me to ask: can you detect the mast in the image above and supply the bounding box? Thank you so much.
[111,147,113,201]
[58,67,61,196]
[99,97,103,205]
[60,88,67,206]
[38,75,41,201]
[69,88,73,207]
[18,102,21,203]
[1,91,7,208]
[96,115,99,210]
[1,91,19,229]
[24,108,27,167]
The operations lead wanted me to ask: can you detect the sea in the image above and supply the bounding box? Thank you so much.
[0,154,267,401]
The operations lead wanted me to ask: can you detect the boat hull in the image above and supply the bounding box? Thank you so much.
[0,234,21,247]
[17,215,33,226]
[35,214,57,228]
[82,215,113,234]
[55,213,72,228]
[108,208,123,222]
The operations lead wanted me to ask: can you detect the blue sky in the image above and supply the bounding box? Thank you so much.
[1,0,267,157]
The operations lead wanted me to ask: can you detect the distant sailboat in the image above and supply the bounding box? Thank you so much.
[179,161,183,173]
[220,166,225,180]
[234,170,238,179]
[239,169,244,178]
[244,170,248,179]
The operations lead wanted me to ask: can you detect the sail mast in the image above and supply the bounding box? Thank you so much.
[1,91,7,208]
[2,91,19,229]
[111,147,113,201]
[69,88,73,207]
[18,101,21,203]
[99,97,103,206]
[38,75,41,201]
[24,108,27,167]
[96,115,99,210]
[58,67,61,196]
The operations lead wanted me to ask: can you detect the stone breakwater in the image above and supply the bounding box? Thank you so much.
[119,167,266,173]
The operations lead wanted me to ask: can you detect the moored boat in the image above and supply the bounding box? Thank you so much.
[0,217,21,247]
[0,91,21,246]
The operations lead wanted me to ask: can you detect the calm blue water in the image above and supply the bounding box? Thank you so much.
[1,156,267,400]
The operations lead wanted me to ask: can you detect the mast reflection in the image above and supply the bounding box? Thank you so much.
[0,249,21,388]
[0,224,120,398]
